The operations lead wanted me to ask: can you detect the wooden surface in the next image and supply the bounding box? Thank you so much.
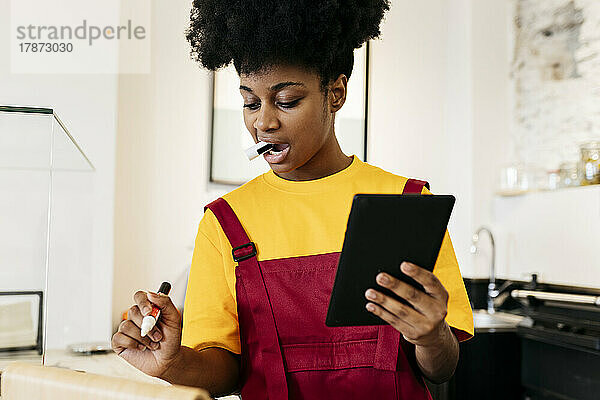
[0,349,239,399]
[1,362,211,399]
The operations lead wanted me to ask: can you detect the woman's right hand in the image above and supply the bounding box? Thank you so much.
[111,290,182,378]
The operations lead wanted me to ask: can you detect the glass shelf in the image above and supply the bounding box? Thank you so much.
[0,105,94,172]
[495,183,600,197]
[0,105,96,369]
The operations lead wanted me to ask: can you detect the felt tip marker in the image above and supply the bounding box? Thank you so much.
[140,281,171,338]
[245,141,274,161]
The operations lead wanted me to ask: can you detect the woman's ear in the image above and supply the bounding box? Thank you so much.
[328,74,348,113]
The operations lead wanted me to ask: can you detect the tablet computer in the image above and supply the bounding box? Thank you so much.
[325,194,455,327]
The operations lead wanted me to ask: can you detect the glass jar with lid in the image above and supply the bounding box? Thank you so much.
[580,141,600,185]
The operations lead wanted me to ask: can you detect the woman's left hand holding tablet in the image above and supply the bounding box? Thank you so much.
[365,262,451,347]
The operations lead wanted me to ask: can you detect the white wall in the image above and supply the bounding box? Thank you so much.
[466,0,600,286]
[0,0,117,346]
[470,0,512,278]
[112,0,220,329]
[369,0,474,276]
[371,0,600,287]
[493,185,600,287]
[471,0,600,287]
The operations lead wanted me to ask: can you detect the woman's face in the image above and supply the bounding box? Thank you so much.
[239,64,348,181]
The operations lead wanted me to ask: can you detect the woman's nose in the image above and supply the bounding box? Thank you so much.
[254,104,280,132]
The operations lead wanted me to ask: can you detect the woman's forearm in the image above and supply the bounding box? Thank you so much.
[414,321,459,383]
[159,346,240,397]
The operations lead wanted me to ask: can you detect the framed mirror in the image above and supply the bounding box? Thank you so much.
[0,291,43,355]
[209,43,370,185]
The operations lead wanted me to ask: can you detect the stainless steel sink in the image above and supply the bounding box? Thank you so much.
[472,310,525,333]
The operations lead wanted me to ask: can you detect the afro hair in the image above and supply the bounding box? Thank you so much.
[185,0,390,89]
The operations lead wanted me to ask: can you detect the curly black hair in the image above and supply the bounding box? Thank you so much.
[185,0,390,90]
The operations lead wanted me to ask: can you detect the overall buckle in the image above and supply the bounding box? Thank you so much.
[232,242,257,262]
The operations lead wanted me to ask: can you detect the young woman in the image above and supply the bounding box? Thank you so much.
[111,1,474,398]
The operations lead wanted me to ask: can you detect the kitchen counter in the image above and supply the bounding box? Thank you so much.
[473,310,525,333]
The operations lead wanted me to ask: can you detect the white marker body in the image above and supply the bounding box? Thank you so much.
[140,315,158,337]
[245,141,274,160]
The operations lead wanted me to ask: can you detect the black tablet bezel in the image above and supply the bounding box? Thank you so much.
[325,194,455,327]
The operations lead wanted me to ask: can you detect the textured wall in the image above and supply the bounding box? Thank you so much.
[511,0,600,170]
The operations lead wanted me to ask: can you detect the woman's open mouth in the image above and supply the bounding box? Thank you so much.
[263,143,290,164]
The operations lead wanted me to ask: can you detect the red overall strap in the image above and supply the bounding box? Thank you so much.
[374,178,430,371]
[204,198,288,400]
[403,178,430,193]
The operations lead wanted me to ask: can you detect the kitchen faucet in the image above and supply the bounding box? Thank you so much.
[470,226,499,314]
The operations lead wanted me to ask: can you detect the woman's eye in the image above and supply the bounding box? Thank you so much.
[243,102,260,110]
[277,99,301,109]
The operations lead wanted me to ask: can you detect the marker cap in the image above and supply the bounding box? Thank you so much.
[245,141,274,160]
[158,281,171,295]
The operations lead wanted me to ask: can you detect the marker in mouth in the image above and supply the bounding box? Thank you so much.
[264,143,290,163]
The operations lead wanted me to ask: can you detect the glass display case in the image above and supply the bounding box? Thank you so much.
[0,105,95,368]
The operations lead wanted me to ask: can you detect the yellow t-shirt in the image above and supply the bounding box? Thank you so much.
[182,155,474,354]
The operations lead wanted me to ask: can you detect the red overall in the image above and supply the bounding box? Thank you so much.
[204,179,433,400]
